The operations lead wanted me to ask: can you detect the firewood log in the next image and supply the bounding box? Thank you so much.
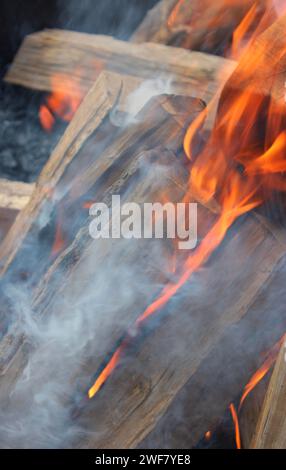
[251,341,286,448]
[77,213,286,449]
[0,70,205,447]
[4,29,236,108]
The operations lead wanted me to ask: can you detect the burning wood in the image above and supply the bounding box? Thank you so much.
[1,0,286,452]
[132,0,275,54]
[251,340,286,449]
[4,29,236,133]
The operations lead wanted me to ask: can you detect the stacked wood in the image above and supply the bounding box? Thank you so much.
[1,10,286,451]
[1,66,286,448]
[251,342,286,449]
[0,70,208,448]
[131,0,275,53]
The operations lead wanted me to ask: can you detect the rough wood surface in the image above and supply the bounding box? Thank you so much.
[0,179,34,212]
[251,342,286,449]
[77,213,286,449]
[4,29,236,105]
[0,71,205,448]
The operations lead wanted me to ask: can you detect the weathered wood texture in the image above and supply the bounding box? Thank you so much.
[78,214,286,448]
[4,29,236,105]
[0,69,206,448]
[251,342,286,449]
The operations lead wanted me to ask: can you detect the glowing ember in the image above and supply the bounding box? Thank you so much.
[39,105,55,132]
[205,431,212,441]
[229,403,241,449]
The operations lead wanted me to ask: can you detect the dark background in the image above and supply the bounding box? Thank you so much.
[0,0,158,70]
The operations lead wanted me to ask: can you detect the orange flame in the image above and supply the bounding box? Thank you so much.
[167,0,186,28]
[229,403,241,449]
[51,216,66,257]
[205,431,212,441]
[88,8,286,400]
[239,334,286,410]
[88,346,124,399]
[39,105,55,132]
[40,73,83,132]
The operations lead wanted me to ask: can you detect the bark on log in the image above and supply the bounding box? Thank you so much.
[251,342,286,449]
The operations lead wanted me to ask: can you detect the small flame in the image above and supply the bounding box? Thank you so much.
[167,0,186,29]
[229,403,241,449]
[239,334,286,410]
[88,345,124,399]
[39,105,55,132]
[205,431,212,441]
[40,73,83,132]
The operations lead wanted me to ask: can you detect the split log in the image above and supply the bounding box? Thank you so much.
[251,342,286,449]
[131,0,274,53]
[0,69,205,447]
[77,214,286,448]
[4,29,236,107]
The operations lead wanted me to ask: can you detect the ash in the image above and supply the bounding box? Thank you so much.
[0,80,67,182]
